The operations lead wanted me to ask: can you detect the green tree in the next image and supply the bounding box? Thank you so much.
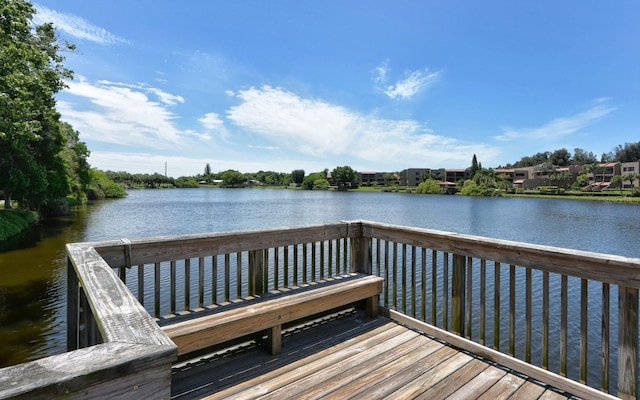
[613,142,640,162]
[610,175,624,195]
[416,179,440,194]
[221,170,245,187]
[469,154,479,179]
[572,148,597,165]
[291,169,305,185]
[549,148,571,166]
[623,173,640,194]
[86,169,126,199]
[0,0,74,210]
[302,172,325,190]
[58,122,91,201]
[331,166,358,190]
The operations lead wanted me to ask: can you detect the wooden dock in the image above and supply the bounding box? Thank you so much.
[3,220,636,399]
[172,309,574,399]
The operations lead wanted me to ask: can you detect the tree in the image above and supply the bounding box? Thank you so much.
[549,148,571,166]
[610,175,624,195]
[469,154,479,179]
[302,172,325,190]
[59,122,91,201]
[204,163,211,177]
[1,0,74,210]
[221,170,245,187]
[291,169,305,185]
[613,142,640,162]
[416,179,440,194]
[572,148,597,165]
[331,166,358,190]
[623,173,640,194]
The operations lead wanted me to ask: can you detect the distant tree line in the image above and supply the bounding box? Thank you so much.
[501,142,640,169]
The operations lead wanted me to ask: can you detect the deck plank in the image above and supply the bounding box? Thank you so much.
[295,337,445,399]
[172,310,576,400]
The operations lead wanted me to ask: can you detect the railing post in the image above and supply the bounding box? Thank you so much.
[618,286,638,399]
[249,249,266,296]
[67,257,79,351]
[349,222,371,274]
[451,254,466,336]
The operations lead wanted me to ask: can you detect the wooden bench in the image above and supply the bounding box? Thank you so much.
[162,274,383,357]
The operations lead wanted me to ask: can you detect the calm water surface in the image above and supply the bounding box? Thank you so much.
[1,188,639,367]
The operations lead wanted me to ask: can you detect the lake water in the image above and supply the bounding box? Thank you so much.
[1,188,639,368]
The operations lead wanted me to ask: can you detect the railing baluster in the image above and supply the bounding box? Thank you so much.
[580,278,588,384]
[411,246,416,318]
[154,262,160,318]
[509,264,515,357]
[293,244,299,286]
[184,258,190,311]
[170,260,176,314]
[283,246,289,288]
[494,261,500,351]
[312,242,317,283]
[543,270,549,369]
[320,241,325,281]
[328,240,334,278]
[525,267,532,363]
[224,254,230,303]
[443,252,449,331]
[212,255,217,305]
[480,259,486,346]
[392,242,398,310]
[343,237,348,275]
[384,240,389,308]
[432,250,437,325]
[421,248,426,322]
[601,282,610,392]
[274,247,279,291]
[561,274,568,377]
[137,264,144,306]
[236,252,242,299]
[465,256,472,339]
[198,256,204,308]
[401,243,407,314]
[303,243,308,285]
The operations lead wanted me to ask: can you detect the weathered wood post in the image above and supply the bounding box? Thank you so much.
[67,257,79,351]
[451,254,466,336]
[618,286,638,399]
[349,221,371,274]
[249,249,266,296]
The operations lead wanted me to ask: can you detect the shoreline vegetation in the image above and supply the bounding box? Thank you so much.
[2,185,639,243]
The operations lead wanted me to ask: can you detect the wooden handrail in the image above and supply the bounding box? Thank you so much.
[2,220,638,399]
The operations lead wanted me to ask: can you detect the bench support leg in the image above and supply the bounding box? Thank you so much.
[367,296,378,318]
[267,325,282,354]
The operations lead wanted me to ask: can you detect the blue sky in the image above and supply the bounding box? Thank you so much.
[33,1,639,177]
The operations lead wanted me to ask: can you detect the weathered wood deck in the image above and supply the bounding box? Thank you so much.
[171,309,575,399]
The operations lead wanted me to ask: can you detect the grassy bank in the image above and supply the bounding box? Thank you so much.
[503,192,640,203]
[0,209,39,241]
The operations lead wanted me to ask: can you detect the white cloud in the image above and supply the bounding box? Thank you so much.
[33,4,130,45]
[199,113,224,130]
[227,86,497,168]
[57,77,202,149]
[374,62,439,100]
[494,100,617,141]
[383,69,439,100]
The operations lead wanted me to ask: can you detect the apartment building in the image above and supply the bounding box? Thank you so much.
[621,161,640,188]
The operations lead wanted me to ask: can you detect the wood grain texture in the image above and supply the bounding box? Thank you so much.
[163,275,383,356]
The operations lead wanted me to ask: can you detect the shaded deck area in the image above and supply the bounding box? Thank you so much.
[171,309,575,399]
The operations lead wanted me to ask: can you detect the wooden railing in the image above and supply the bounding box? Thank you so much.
[359,220,638,400]
[0,243,177,399]
[0,220,637,399]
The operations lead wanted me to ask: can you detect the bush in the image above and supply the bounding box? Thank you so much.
[416,179,441,194]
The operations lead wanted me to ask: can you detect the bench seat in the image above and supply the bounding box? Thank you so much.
[162,274,383,356]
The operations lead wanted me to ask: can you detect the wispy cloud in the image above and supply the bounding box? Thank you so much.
[58,77,205,149]
[374,62,439,100]
[33,4,130,45]
[227,86,496,168]
[494,100,617,142]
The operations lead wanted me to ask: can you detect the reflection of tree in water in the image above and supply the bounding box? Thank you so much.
[0,279,58,367]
